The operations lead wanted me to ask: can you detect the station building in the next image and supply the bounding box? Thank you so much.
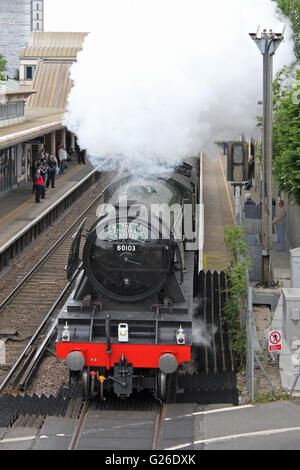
[0,0,44,79]
[0,31,88,197]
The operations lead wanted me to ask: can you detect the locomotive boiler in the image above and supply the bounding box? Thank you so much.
[56,158,199,401]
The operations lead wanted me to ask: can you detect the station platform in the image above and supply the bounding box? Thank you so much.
[0,158,95,251]
[202,153,232,272]
[218,150,291,287]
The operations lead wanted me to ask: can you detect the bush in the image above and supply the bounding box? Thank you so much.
[272,68,300,204]
[223,225,251,371]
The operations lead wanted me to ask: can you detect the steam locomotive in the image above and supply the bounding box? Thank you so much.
[56,158,200,401]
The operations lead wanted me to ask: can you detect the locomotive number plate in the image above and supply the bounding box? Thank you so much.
[107,223,146,242]
[114,244,136,252]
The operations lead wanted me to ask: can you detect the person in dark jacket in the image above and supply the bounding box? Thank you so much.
[40,161,48,186]
[78,149,86,164]
[31,161,40,193]
[46,156,57,188]
[244,193,255,205]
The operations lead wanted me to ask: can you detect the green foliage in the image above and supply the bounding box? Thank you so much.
[272,67,300,203]
[254,391,292,403]
[272,0,300,60]
[223,225,251,371]
[0,53,6,81]
[224,225,250,263]
[265,1,300,204]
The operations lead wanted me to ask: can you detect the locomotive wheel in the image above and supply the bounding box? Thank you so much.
[82,368,96,399]
[157,371,167,401]
[165,372,178,404]
[157,371,178,403]
[82,368,90,398]
[82,368,95,399]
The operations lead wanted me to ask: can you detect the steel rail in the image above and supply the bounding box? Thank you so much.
[0,161,112,392]
[0,265,81,393]
[0,161,109,311]
[68,400,89,450]
[152,404,166,450]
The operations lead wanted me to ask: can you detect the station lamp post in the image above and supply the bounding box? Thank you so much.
[249,26,284,287]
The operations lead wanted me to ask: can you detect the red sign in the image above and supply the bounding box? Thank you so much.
[269,330,282,352]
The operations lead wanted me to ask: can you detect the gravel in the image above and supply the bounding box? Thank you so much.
[27,355,70,396]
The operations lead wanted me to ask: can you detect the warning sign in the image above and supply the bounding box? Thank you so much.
[269,330,282,352]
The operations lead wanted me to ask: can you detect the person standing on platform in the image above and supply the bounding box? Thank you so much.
[244,193,256,205]
[245,155,254,190]
[272,200,287,251]
[40,161,48,186]
[56,142,62,168]
[47,155,57,189]
[50,153,58,165]
[78,149,86,164]
[58,144,68,174]
[34,169,45,203]
[31,161,40,193]
[39,148,46,161]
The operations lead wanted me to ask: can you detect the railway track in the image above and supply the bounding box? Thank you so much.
[0,158,239,442]
[68,399,169,450]
[0,170,113,393]
[66,397,202,451]
[0,390,201,450]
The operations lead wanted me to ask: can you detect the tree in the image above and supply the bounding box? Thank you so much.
[269,1,300,203]
[273,0,300,60]
[272,67,300,203]
[0,53,7,81]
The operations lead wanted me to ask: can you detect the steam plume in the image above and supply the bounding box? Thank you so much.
[64,0,295,175]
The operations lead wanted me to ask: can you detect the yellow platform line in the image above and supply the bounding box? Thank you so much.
[0,196,34,225]
[218,152,235,223]
[204,253,230,271]
[0,163,84,226]
[205,254,229,258]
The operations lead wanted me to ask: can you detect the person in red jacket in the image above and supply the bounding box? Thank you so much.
[34,169,45,203]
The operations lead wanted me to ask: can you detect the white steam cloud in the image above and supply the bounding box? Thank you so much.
[192,318,218,348]
[64,0,295,175]
[192,297,218,347]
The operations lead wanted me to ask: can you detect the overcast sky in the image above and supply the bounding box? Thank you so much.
[44,0,96,31]
[44,0,290,35]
